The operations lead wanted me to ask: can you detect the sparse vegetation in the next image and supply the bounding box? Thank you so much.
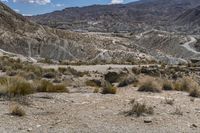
[104,71,126,83]
[138,77,161,93]
[118,76,138,87]
[101,81,117,94]
[10,104,26,117]
[43,72,56,79]
[172,107,183,116]
[165,98,174,105]
[93,88,99,93]
[162,80,174,91]
[174,77,198,92]
[35,80,68,93]
[0,77,34,97]
[85,79,101,87]
[189,88,200,98]
[125,99,154,117]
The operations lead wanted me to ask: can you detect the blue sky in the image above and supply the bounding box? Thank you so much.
[0,0,138,16]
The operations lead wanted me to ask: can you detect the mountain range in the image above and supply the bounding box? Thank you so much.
[28,0,200,33]
[1,0,200,64]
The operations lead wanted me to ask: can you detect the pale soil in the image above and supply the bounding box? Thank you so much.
[0,87,200,133]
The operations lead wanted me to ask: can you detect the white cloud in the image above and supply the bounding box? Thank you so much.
[111,0,124,4]
[13,0,51,5]
[14,9,20,12]
[55,3,64,7]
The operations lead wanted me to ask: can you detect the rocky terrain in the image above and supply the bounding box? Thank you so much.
[1,0,200,132]
[0,53,200,132]
[28,0,200,33]
[2,1,200,65]
[0,2,156,64]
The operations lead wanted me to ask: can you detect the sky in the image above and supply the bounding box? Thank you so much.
[0,0,138,16]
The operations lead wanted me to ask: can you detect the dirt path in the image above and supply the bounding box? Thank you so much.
[39,64,135,73]
[182,36,199,54]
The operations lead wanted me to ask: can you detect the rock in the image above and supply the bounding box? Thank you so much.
[27,128,32,132]
[191,124,198,128]
[144,117,153,123]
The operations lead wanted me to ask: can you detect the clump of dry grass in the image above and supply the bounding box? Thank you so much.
[164,98,175,105]
[0,77,34,97]
[101,81,117,94]
[85,79,101,87]
[93,88,99,93]
[34,80,68,93]
[10,104,26,117]
[189,88,200,98]
[58,67,88,77]
[118,76,138,87]
[138,77,161,93]
[174,77,198,92]
[172,107,183,116]
[125,99,154,117]
[162,80,174,91]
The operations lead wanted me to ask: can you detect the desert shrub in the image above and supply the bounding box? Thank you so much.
[0,77,34,97]
[8,78,34,96]
[85,79,101,87]
[18,72,37,80]
[138,77,161,93]
[62,67,88,77]
[172,107,183,115]
[10,105,25,117]
[162,80,174,91]
[43,72,56,79]
[24,65,43,77]
[104,71,121,83]
[35,80,68,93]
[39,58,54,64]
[189,88,200,98]
[58,67,67,74]
[35,80,53,92]
[93,88,99,93]
[101,81,117,94]
[125,99,154,117]
[118,76,138,87]
[6,71,18,76]
[132,67,141,75]
[164,98,174,105]
[174,77,198,92]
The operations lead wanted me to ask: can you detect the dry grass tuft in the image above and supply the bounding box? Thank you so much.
[189,88,200,98]
[10,104,26,117]
[85,79,101,87]
[101,81,117,94]
[118,76,138,87]
[164,98,174,105]
[162,80,174,91]
[0,77,34,97]
[35,80,68,93]
[125,99,154,117]
[138,77,161,93]
[174,77,198,92]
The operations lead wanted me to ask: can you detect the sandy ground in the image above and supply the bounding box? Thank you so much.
[38,64,158,73]
[0,87,200,133]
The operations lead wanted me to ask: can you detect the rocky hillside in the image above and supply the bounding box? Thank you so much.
[28,0,200,32]
[175,5,200,26]
[0,2,155,64]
